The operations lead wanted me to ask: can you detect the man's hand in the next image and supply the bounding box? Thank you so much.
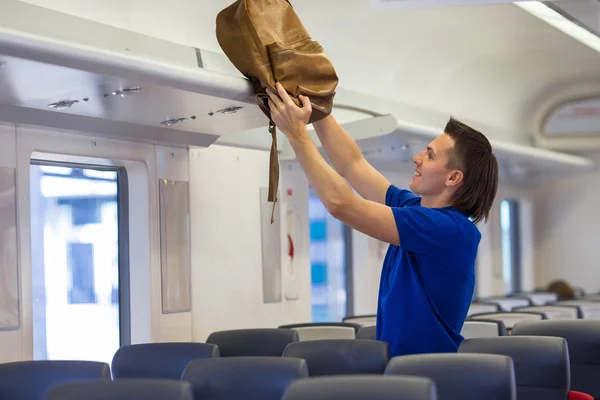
[266,82,312,140]
[265,82,399,246]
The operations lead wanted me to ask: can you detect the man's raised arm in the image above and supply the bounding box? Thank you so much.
[313,115,391,204]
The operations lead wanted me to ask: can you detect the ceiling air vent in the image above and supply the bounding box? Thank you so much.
[160,117,187,126]
[47,100,79,110]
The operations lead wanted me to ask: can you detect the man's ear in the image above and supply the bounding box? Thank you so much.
[446,170,464,187]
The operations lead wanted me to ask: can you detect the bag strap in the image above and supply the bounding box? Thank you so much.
[268,121,279,224]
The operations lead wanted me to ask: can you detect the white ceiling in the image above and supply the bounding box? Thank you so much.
[290,1,600,145]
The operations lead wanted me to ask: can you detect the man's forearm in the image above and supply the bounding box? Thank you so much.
[288,126,354,211]
[313,115,363,178]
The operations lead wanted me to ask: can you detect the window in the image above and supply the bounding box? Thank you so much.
[31,162,127,363]
[308,188,350,322]
[500,199,521,294]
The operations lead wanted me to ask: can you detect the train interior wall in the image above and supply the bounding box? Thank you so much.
[1,0,599,364]
[0,122,317,363]
[533,152,600,294]
[1,117,595,361]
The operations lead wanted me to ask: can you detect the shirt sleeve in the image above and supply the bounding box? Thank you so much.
[385,184,420,208]
[390,206,459,255]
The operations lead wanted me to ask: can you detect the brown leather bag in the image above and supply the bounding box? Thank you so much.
[216,0,339,222]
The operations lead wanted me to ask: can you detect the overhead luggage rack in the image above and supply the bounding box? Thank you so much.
[0,0,269,147]
[315,115,597,184]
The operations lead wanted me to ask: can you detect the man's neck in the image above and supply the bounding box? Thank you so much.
[420,195,453,209]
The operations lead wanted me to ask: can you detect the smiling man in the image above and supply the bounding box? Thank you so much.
[266,83,498,356]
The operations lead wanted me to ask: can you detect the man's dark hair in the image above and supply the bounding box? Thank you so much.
[444,117,498,224]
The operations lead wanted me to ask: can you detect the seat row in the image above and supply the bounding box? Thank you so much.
[465,303,600,336]
[0,319,598,400]
[468,297,600,319]
[110,338,388,379]
[475,290,600,309]
[344,291,600,323]
[0,344,576,400]
[0,336,593,400]
[40,376,439,400]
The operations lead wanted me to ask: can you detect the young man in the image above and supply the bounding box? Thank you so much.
[266,83,499,356]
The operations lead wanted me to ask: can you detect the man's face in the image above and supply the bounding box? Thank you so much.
[409,133,457,196]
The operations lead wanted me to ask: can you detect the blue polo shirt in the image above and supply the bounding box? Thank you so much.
[376,185,480,356]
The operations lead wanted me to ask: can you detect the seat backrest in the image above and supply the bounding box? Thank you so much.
[467,302,501,316]
[469,311,546,329]
[205,328,298,357]
[111,342,219,379]
[280,323,361,341]
[579,295,600,301]
[511,292,558,306]
[0,360,111,400]
[513,306,580,320]
[282,339,389,376]
[512,320,600,399]
[181,357,308,400]
[292,326,356,340]
[385,353,516,400]
[281,375,438,400]
[356,325,376,340]
[479,297,532,311]
[461,320,507,339]
[45,379,192,400]
[458,336,570,400]
[343,315,377,326]
[552,301,600,320]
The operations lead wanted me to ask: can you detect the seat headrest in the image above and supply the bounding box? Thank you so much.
[205,328,299,357]
[552,301,600,319]
[0,360,111,400]
[476,297,533,311]
[356,326,376,340]
[280,323,363,341]
[468,302,501,315]
[385,353,516,400]
[342,315,377,326]
[459,336,570,391]
[281,375,438,400]
[469,312,546,328]
[282,339,389,376]
[279,322,363,333]
[111,342,219,379]
[45,379,192,400]
[182,357,308,400]
[511,320,600,365]
[462,319,508,338]
[514,305,580,319]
